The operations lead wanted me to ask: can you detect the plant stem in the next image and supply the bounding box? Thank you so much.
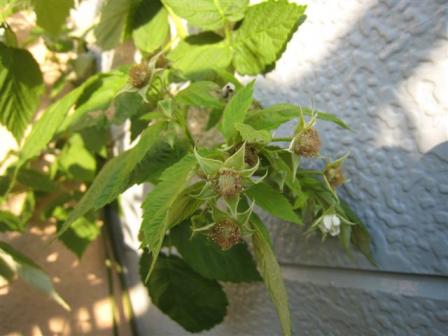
[272,137,293,142]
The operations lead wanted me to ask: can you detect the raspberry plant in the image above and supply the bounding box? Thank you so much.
[0,0,375,334]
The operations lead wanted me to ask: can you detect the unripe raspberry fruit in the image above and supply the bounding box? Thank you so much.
[128,63,150,88]
[215,169,242,197]
[293,128,321,157]
[209,219,241,250]
[325,167,345,188]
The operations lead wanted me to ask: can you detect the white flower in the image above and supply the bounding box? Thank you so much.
[319,214,341,236]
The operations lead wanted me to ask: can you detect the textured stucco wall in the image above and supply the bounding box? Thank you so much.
[119,0,448,335]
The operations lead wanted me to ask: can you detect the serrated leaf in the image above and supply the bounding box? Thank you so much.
[59,122,164,235]
[0,43,43,140]
[167,32,232,76]
[245,103,350,130]
[19,75,99,166]
[141,154,197,279]
[251,216,291,336]
[246,182,302,225]
[221,81,254,142]
[31,0,74,35]
[0,242,70,310]
[163,0,248,30]
[235,122,271,144]
[170,221,261,282]
[132,0,169,53]
[129,140,189,185]
[61,71,129,131]
[233,1,306,75]
[140,252,228,332]
[94,0,137,50]
[175,81,224,109]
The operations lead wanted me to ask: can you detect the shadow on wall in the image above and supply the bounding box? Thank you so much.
[254,0,448,275]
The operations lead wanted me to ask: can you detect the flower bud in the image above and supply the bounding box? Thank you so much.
[292,128,321,157]
[215,169,242,197]
[128,63,150,88]
[209,219,241,250]
[319,214,341,236]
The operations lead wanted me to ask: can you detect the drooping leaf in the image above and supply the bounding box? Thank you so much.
[233,1,306,75]
[140,252,228,332]
[246,182,302,225]
[0,43,43,140]
[31,0,74,35]
[163,0,248,30]
[132,0,169,53]
[0,242,70,310]
[141,154,197,279]
[235,122,271,144]
[94,0,137,50]
[221,81,254,142]
[55,208,100,258]
[167,32,232,77]
[245,103,350,130]
[59,122,164,235]
[170,221,261,282]
[251,216,291,336]
[175,81,224,110]
[339,199,376,265]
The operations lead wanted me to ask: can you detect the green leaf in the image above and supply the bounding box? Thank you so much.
[59,122,164,235]
[129,140,190,185]
[0,210,23,232]
[113,91,144,124]
[221,81,254,142]
[31,0,74,35]
[167,32,232,76]
[170,221,261,282]
[163,0,248,30]
[235,122,271,144]
[251,217,291,336]
[140,252,228,332]
[175,81,224,109]
[17,168,59,193]
[141,154,197,279]
[132,0,169,53]
[340,199,376,265]
[0,241,70,310]
[245,103,350,130]
[61,71,129,131]
[0,43,43,140]
[233,1,306,75]
[246,182,302,225]
[94,0,136,50]
[55,208,100,258]
[19,75,98,166]
[58,134,97,182]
